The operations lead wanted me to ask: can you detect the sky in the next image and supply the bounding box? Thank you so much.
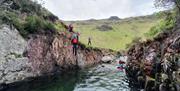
[40,0,163,21]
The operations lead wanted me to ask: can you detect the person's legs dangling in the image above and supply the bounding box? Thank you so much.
[73,44,75,55]
[75,44,77,56]
[73,44,77,55]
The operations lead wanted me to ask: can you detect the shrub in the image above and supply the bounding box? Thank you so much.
[24,15,56,35]
[43,13,59,22]
[0,11,15,24]
[44,21,56,31]
[96,24,113,31]
[132,37,141,44]
[24,15,43,34]
[1,11,23,29]
[147,26,159,36]
[54,22,65,31]
[13,18,27,36]
[126,37,141,49]
[145,11,176,37]
[0,0,62,38]
[12,0,42,14]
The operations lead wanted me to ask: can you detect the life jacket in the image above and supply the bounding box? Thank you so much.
[72,38,78,44]
[72,33,78,44]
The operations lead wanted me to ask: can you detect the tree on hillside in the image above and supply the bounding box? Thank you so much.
[155,0,180,10]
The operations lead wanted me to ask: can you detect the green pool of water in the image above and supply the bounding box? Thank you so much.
[4,66,137,91]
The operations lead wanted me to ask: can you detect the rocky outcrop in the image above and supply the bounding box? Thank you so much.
[0,25,33,84]
[26,31,114,75]
[126,20,180,90]
[96,24,113,31]
[101,55,115,63]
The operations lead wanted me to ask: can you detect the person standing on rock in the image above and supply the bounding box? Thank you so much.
[71,32,79,56]
[88,37,92,45]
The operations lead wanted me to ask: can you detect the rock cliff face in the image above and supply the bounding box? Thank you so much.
[0,25,113,84]
[26,32,105,75]
[0,25,33,84]
[126,19,180,90]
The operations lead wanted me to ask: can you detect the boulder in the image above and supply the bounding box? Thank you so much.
[115,56,128,64]
[101,55,115,63]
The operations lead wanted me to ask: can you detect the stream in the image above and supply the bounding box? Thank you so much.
[3,64,139,91]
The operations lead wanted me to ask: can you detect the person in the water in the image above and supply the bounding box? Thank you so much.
[117,60,125,71]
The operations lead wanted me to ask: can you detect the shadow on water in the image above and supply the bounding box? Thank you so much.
[3,70,88,91]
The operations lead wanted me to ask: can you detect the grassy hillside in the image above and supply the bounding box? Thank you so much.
[67,15,161,51]
[0,0,66,38]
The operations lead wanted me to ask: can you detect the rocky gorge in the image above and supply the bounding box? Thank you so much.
[0,24,116,86]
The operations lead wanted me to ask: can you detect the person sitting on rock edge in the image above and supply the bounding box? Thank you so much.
[68,24,74,32]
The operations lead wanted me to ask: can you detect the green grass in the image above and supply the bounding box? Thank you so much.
[69,16,160,51]
[145,11,176,38]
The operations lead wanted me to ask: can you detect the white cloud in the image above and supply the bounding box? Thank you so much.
[41,0,161,20]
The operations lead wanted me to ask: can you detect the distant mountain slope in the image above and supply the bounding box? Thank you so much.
[66,15,161,51]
